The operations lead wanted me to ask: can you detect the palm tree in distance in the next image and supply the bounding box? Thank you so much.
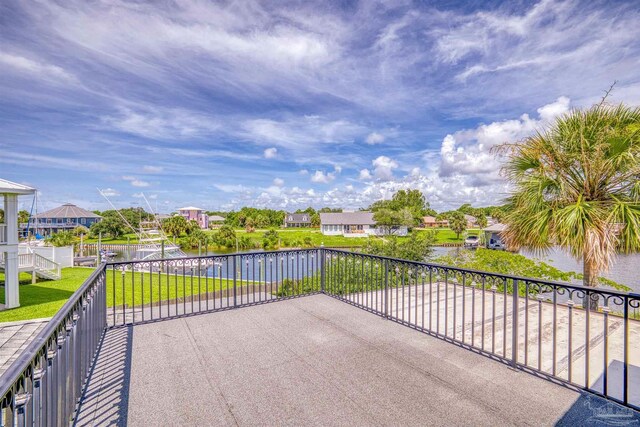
[498,94,640,307]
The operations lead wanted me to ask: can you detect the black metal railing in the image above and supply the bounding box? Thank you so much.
[105,249,322,328]
[322,248,640,411]
[0,267,106,426]
[0,247,638,426]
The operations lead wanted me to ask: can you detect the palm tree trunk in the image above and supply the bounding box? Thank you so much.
[583,256,599,310]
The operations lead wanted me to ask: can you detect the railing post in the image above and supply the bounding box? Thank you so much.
[384,259,389,319]
[511,279,519,368]
[232,255,237,307]
[319,246,325,293]
[14,392,30,427]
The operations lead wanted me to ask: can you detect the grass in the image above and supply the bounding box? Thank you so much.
[80,227,481,249]
[105,270,235,308]
[0,268,95,323]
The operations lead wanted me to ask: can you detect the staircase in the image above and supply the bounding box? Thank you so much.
[0,252,62,281]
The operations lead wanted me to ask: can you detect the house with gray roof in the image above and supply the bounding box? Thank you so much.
[320,211,408,237]
[283,213,311,228]
[27,203,102,236]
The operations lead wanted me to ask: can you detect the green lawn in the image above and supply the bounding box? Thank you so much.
[0,268,95,323]
[105,270,235,308]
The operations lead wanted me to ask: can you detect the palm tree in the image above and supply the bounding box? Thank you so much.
[499,101,640,305]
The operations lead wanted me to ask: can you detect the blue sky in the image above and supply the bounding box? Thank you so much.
[1,0,639,213]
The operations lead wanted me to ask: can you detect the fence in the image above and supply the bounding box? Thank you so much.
[105,249,322,327]
[322,248,640,411]
[0,248,638,426]
[0,267,106,426]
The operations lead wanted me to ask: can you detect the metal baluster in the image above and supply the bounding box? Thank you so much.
[603,305,610,396]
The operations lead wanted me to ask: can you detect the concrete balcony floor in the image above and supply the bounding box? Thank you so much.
[75,295,639,426]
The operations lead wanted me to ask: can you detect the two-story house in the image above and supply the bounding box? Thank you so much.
[29,203,102,236]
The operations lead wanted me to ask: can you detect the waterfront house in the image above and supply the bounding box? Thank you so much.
[0,178,36,308]
[29,203,102,237]
[283,213,311,228]
[208,215,225,229]
[177,206,208,229]
[422,216,449,228]
[320,211,408,237]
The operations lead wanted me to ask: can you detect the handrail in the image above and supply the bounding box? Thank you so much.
[0,265,106,397]
[324,248,640,298]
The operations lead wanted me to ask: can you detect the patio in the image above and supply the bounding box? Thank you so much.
[74,295,628,426]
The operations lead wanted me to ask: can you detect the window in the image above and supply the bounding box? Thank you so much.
[81,218,86,224]
[47,219,52,224]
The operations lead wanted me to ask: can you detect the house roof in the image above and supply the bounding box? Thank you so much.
[0,178,36,195]
[483,223,507,232]
[320,212,375,225]
[285,213,311,223]
[35,204,102,219]
[423,216,437,222]
[464,214,477,222]
[178,206,204,211]
[208,215,225,222]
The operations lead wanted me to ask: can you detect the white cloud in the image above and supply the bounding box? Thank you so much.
[537,96,570,122]
[298,169,309,175]
[142,165,163,173]
[264,147,278,159]
[359,169,372,180]
[242,116,364,150]
[365,132,385,145]
[122,175,150,187]
[273,177,284,187]
[0,53,76,83]
[103,107,220,140]
[310,170,336,184]
[372,156,398,181]
[101,188,120,197]
[438,96,571,180]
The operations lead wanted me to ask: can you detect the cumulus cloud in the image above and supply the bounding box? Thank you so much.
[359,169,372,180]
[310,170,336,184]
[438,96,571,182]
[372,156,398,181]
[264,147,278,159]
[365,132,385,145]
[273,177,284,187]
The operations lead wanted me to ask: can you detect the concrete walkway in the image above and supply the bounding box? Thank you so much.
[74,295,639,426]
[0,318,49,375]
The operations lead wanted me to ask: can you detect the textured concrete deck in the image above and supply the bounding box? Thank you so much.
[75,295,639,426]
[0,318,49,375]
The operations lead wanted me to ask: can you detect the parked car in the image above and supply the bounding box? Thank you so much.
[487,238,505,250]
[464,235,479,248]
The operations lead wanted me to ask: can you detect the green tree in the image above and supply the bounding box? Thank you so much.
[90,216,126,238]
[448,211,467,239]
[361,231,435,262]
[499,100,640,300]
[47,230,77,247]
[18,210,30,226]
[162,215,188,238]
[73,225,90,236]
[262,229,279,249]
[475,213,488,229]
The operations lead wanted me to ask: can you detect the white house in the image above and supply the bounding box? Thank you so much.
[0,179,36,308]
[320,212,408,237]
